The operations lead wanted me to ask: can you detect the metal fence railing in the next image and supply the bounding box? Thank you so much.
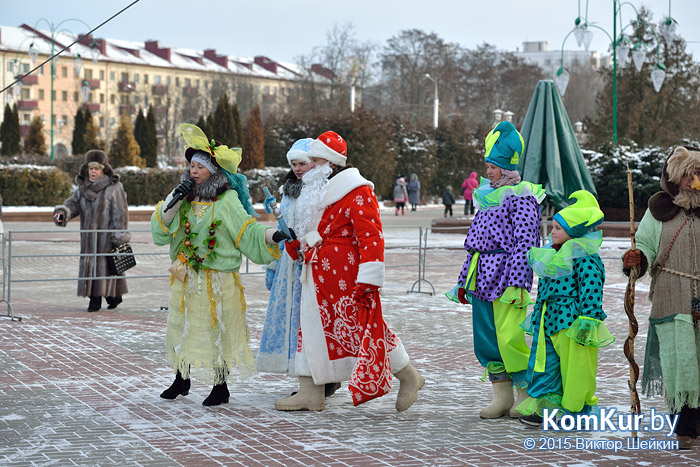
[0,224,632,322]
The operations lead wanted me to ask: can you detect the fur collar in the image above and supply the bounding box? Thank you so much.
[76,173,120,186]
[181,170,230,201]
[648,191,700,221]
[322,167,373,208]
[282,170,303,199]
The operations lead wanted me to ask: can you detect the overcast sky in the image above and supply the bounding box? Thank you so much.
[4,1,699,68]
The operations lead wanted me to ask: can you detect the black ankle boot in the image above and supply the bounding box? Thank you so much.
[160,371,191,399]
[202,382,230,406]
[87,296,102,312]
[106,296,122,309]
[324,382,341,397]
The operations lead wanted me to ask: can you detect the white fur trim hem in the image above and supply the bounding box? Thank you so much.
[295,274,356,383]
[309,139,347,167]
[389,339,409,374]
[357,261,385,287]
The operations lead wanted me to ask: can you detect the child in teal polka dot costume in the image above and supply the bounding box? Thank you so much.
[517,190,614,427]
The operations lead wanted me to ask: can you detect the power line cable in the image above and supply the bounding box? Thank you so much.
[0,0,140,95]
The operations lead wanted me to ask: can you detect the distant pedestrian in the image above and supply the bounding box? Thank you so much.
[52,150,130,312]
[407,173,421,211]
[462,171,479,215]
[393,176,409,216]
[442,185,455,217]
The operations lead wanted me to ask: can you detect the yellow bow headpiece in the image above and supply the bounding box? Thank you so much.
[178,123,242,174]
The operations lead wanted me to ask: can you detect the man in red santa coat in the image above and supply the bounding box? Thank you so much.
[275,131,425,412]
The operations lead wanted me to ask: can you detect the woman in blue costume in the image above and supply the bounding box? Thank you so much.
[518,190,614,426]
[257,139,312,375]
[447,121,545,419]
[257,139,341,398]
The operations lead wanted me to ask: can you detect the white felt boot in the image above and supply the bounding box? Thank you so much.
[510,387,529,418]
[275,376,324,411]
[394,362,425,412]
[479,381,514,419]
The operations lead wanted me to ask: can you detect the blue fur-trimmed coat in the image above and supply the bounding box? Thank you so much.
[256,172,303,374]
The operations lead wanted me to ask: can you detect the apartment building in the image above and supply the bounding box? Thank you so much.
[0,24,332,160]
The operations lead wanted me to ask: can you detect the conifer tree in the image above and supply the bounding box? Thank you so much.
[109,115,144,168]
[204,114,215,140]
[196,115,207,132]
[134,107,157,167]
[240,106,265,171]
[231,103,242,146]
[24,115,47,155]
[0,103,22,155]
[72,107,86,155]
[84,108,100,151]
[133,107,145,153]
[211,94,237,146]
[143,105,158,167]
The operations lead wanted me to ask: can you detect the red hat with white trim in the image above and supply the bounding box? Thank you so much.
[308,131,347,166]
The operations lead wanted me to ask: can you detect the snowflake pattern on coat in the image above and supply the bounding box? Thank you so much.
[302,184,398,405]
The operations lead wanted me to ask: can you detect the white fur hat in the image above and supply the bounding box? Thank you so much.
[286,138,313,165]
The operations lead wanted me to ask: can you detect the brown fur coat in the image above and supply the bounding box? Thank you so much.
[53,150,131,298]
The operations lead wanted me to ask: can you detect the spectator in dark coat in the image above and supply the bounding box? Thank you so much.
[407,173,421,211]
[442,185,456,217]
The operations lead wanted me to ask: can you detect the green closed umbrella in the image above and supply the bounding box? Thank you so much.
[518,80,597,210]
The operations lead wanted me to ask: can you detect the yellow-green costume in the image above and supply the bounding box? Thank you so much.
[152,189,279,385]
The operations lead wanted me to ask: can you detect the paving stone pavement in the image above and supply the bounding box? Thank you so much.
[1,207,698,466]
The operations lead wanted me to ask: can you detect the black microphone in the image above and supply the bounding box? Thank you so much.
[163,179,195,213]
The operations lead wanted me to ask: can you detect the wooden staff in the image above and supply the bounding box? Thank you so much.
[624,162,641,438]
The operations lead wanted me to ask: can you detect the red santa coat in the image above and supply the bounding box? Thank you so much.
[296,167,402,406]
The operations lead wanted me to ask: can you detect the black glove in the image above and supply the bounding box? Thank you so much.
[174,178,195,197]
[164,178,196,213]
[272,228,296,243]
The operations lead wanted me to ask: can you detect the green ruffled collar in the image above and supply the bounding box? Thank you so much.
[527,231,602,278]
[473,177,546,211]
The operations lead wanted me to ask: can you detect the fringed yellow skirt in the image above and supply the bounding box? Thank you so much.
[165,268,255,385]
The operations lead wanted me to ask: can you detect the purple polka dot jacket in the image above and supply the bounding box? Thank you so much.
[457,193,542,302]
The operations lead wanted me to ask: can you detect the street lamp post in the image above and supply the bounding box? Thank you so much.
[555,0,675,144]
[25,18,96,159]
[425,73,439,129]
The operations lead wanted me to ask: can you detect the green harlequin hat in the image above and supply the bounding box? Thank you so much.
[484,121,524,171]
[553,190,604,238]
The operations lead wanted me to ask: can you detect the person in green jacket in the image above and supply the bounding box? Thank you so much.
[623,146,700,449]
[151,124,289,407]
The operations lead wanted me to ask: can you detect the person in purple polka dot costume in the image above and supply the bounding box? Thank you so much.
[447,121,545,419]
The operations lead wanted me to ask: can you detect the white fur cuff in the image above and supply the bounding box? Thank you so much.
[357,261,384,287]
[304,230,322,248]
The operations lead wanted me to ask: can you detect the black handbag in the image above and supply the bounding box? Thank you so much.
[107,243,136,275]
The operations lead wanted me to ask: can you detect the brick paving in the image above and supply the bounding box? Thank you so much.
[1,207,698,466]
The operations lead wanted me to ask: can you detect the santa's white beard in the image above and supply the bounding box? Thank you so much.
[295,164,332,244]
